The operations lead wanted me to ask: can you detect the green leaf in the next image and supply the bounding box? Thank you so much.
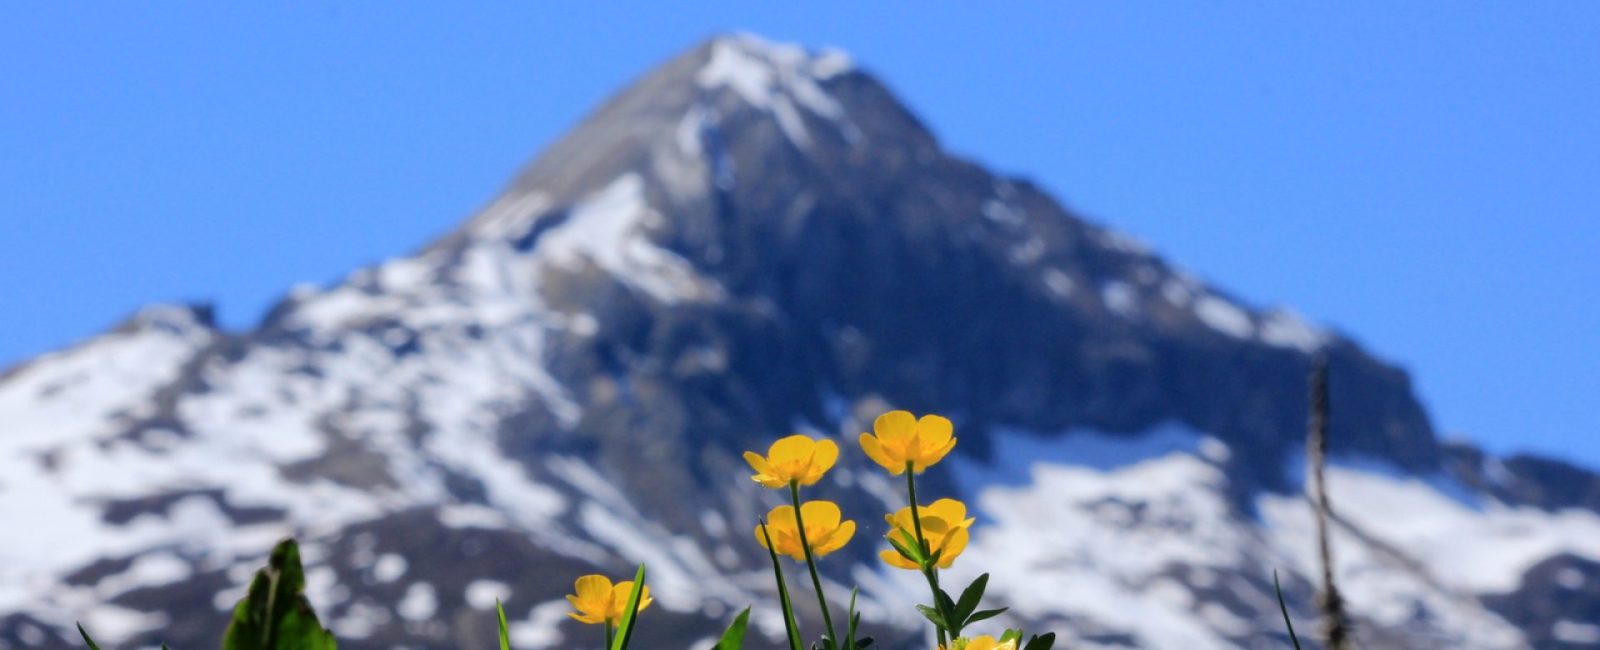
[222,538,338,650]
[1273,571,1304,650]
[935,588,956,616]
[609,565,647,650]
[496,599,512,650]
[76,623,103,650]
[999,629,1024,645]
[844,588,860,650]
[965,608,1007,625]
[887,535,922,564]
[1021,632,1056,650]
[713,607,751,650]
[915,604,947,629]
[760,521,806,650]
[953,574,989,623]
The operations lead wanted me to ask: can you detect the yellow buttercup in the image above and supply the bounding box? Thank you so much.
[564,574,653,625]
[881,498,974,570]
[859,410,957,475]
[744,434,840,488]
[940,635,1018,650]
[755,501,857,561]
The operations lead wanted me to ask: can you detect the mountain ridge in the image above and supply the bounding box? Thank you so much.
[3,33,1599,649]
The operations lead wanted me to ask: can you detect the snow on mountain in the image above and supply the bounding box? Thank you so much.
[2,33,1598,649]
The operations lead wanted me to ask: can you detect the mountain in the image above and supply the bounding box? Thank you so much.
[3,33,1599,649]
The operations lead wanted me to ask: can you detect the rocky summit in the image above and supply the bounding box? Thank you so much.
[2,33,1598,649]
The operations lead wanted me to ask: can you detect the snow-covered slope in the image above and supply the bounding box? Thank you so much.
[3,33,1597,649]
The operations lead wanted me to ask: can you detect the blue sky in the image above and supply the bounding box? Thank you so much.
[3,3,1597,467]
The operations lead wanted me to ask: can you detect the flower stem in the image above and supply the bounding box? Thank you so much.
[905,463,949,646]
[605,621,615,650]
[790,481,840,646]
[905,463,928,555]
[760,520,806,650]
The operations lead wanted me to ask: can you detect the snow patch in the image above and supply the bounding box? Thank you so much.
[1259,309,1328,352]
[536,174,723,304]
[397,582,438,621]
[1263,463,1600,594]
[1041,269,1075,299]
[696,34,853,147]
[372,554,407,583]
[1194,295,1254,338]
[465,579,512,610]
[1101,281,1140,319]
[1555,620,1600,644]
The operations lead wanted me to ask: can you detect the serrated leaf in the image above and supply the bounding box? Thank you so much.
[712,607,751,650]
[222,538,337,650]
[954,574,989,623]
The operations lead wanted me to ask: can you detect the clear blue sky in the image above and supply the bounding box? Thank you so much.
[3,4,1597,467]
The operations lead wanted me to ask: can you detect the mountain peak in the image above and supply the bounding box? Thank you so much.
[4,32,1594,650]
[693,32,856,136]
[698,32,856,87]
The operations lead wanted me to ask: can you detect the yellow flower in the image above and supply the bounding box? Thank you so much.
[859,410,957,475]
[755,501,857,561]
[744,434,839,488]
[880,498,974,570]
[565,574,653,625]
[940,636,1017,650]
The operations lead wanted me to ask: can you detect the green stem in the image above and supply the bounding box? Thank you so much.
[605,621,615,650]
[905,463,928,555]
[760,520,806,650]
[925,567,951,645]
[905,463,950,645]
[790,481,840,646]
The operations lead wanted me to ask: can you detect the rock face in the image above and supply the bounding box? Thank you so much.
[1,33,1596,649]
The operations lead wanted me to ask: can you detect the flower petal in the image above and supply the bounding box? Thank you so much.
[816,519,856,556]
[743,451,773,475]
[770,434,816,465]
[936,527,970,568]
[859,433,902,473]
[915,414,953,449]
[921,436,958,470]
[873,410,916,443]
[879,548,919,570]
[574,574,612,601]
[767,505,798,529]
[926,499,968,525]
[803,439,840,484]
[800,500,841,529]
